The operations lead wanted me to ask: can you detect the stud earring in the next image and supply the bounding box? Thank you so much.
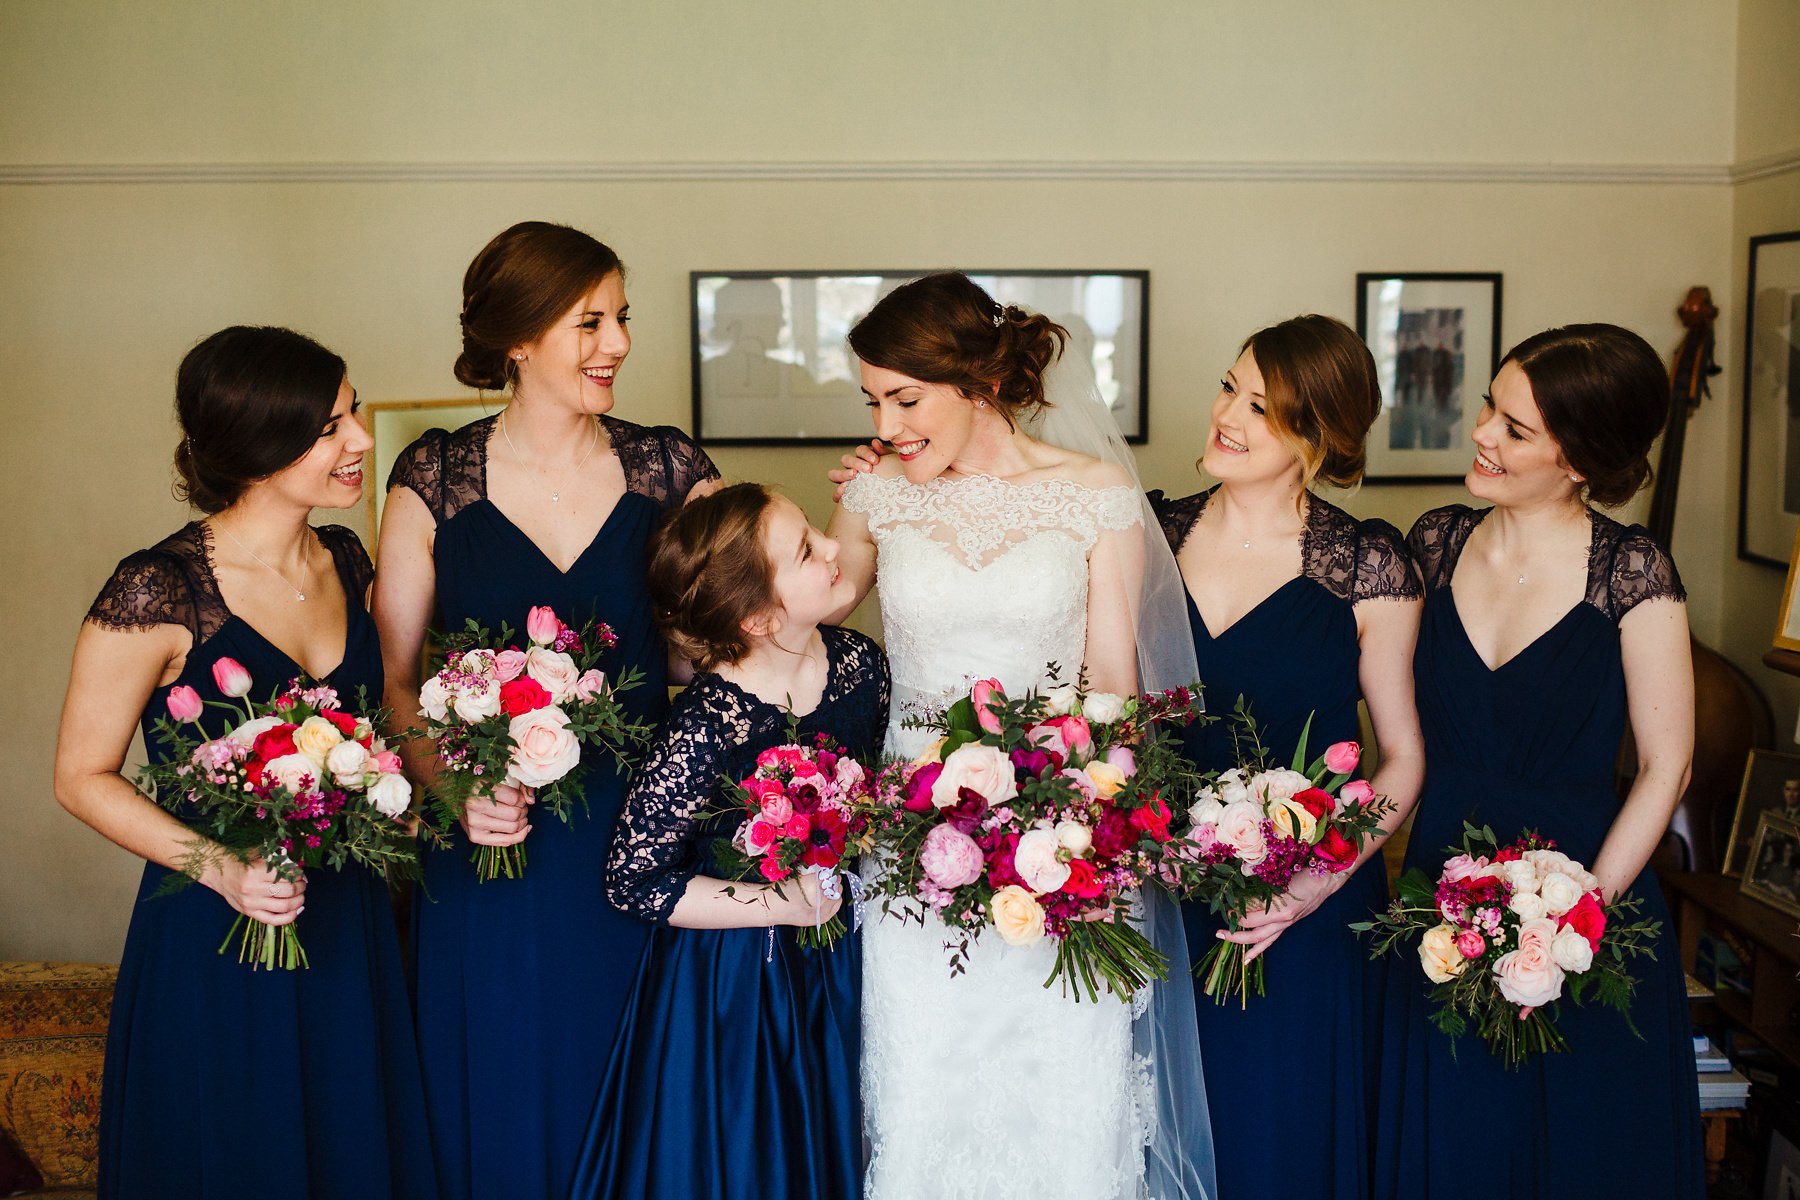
[975,399,988,408]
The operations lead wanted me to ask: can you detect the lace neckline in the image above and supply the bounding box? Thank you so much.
[874,469,1136,499]
[700,626,847,720]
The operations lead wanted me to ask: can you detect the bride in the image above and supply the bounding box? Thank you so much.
[825,273,1214,1200]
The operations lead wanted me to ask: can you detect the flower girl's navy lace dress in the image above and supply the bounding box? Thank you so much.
[86,523,435,1199]
[567,626,888,1200]
[387,415,716,1200]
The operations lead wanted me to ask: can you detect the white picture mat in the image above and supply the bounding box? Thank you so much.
[1361,277,1498,480]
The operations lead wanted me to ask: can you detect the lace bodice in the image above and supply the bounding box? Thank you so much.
[841,471,1140,750]
[601,626,890,922]
[1149,486,1422,605]
[385,414,719,526]
[1406,504,1685,623]
[86,522,374,644]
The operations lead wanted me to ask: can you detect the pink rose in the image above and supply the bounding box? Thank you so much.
[1492,917,1566,1008]
[167,685,204,723]
[759,791,795,826]
[524,647,581,703]
[499,677,552,717]
[492,649,527,683]
[212,657,252,698]
[526,606,562,647]
[920,824,985,889]
[1558,891,1607,951]
[931,744,1018,809]
[782,813,811,840]
[1104,745,1136,777]
[572,669,608,703]
[1455,930,1486,959]
[743,818,778,854]
[1215,801,1269,867]
[1323,741,1360,774]
[971,679,1005,735]
[759,857,791,882]
[1060,858,1104,898]
[1314,826,1358,870]
[373,750,404,775]
[1440,854,1486,884]
[505,705,582,787]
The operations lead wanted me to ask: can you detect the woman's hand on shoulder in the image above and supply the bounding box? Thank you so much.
[461,783,533,846]
[828,440,890,501]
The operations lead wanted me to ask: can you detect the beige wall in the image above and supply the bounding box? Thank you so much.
[0,0,1771,962]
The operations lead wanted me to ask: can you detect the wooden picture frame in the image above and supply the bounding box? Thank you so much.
[1741,809,1800,919]
[1739,231,1800,568]
[1724,748,1800,876]
[364,398,497,545]
[1777,520,1800,652]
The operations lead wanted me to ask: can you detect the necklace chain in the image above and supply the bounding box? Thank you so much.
[500,410,601,503]
[215,519,310,602]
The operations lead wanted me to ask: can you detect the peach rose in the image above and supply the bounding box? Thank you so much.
[1419,923,1467,984]
[293,715,344,761]
[506,705,582,787]
[524,648,582,703]
[1493,917,1566,1008]
[1082,760,1127,800]
[1215,801,1269,868]
[910,735,948,767]
[931,743,1018,809]
[1267,794,1318,842]
[990,885,1046,946]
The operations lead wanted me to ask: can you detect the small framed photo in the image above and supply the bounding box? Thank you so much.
[1355,272,1503,482]
[1741,810,1800,918]
[363,398,496,544]
[690,270,1149,446]
[1739,231,1800,568]
[1724,748,1800,876]
[1776,521,1800,652]
[1766,1126,1800,1200]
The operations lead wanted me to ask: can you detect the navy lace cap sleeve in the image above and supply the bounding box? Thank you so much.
[313,524,374,604]
[85,523,227,641]
[1405,504,1480,594]
[385,417,493,527]
[1146,488,1208,555]
[820,625,893,749]
[1590,517,1686,623]
[1352,518,1424,603]
[605,418,720,513]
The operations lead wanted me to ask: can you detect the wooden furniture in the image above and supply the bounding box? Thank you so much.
[1667,872,1800,1064]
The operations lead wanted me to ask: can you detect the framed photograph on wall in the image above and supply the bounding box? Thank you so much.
[1724,748,1800,876]
[1741,809,1800,918]
[1740,231,1800,568]
[1355,272,1503,482]
[689,270,1149,446]
[1776,522,1800,652]
[363,398,496,544]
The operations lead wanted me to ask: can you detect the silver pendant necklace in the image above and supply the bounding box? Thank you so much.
[500,410,600,503]
[215,520,310,602]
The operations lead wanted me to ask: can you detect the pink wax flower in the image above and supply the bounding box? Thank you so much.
[212,657,252,699]
[971,678,1005,735]
[167,685,204,724]
[1323,741,1360,774]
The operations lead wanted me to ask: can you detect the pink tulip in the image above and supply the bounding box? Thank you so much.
[971,679,1005,735]
[525,606,561,647]
[1323,741,1360,774]
[211,657,252,698]
[1338,779,1375,804]
[1044,715,1092,757]
[166,685,204,723]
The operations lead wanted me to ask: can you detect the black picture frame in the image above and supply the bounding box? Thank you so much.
[1738,231,1800,568]
[689,269,1150,446]
[1354,272,1504,482]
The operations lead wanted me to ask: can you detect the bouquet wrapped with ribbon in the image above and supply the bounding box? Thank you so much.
[419,605,656,881]
[137,659,419,969]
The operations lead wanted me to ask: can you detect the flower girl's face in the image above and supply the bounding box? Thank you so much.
[1466,362,1580,506]
[514,272,631,416]
[1201,350,1300,484]
[760,496,855,633]
[258,378,372,510]
[859,363,978,483]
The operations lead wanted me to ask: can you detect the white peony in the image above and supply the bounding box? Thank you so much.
[451,679,502,723]
[1042,683,1080,716]
[1014,827,1072,894]
[1054,820,1093,855]
[459,649,497,677]
[418,677,454,723]
[1538,871,1583,916]
[1215,769,1251,808]
[326,739,372,788]
[1549,924,1595,973]
[1502,859,1542,894]
[228,715,284,750]
[366,772,412,819]
[1188,787,1226,828]
[1508,890,1549,921]
[1080,692,1126,724]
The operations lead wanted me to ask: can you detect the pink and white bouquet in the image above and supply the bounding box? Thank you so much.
[1352,823,1661,1067]
[420,606,655,882]
[858,675,1209,1003]
[1175,704,1396,1005]
[708,734,875,949]
[138,659,419,970]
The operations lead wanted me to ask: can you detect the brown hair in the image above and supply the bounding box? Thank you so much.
[1502,324,1668,507]
[1232,314,1382,491]
[173,325,347,513]
[848,272,1067,428]
[648,482,782,671]
[455,221,624,391]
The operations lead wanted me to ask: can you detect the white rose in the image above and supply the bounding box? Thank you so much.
[1538,871,1583,916]
[524,647,582,703]
[366,772,412,819]
[1215,801,1269,867]
[326,739,372,788]
[931,743,1019,808]
[507,705,582,787]
[264,753,321,794]
[1572,869,1600,894]
[418,676,454,723]
[1080,692,1126,724]
[1508,890,1548,920]
[1549,924,1595,973]
[1042,683,1080,716]
[1524,849,1574,877]
[1501,860,1541,894]
[1188,787,1226,828]
[1249,768,1311,810]
[452,679,502,723]
[1215,769,1250,808]
[228,714,284,750]
[1055,819,1093,855]
[1014,828,1072,894]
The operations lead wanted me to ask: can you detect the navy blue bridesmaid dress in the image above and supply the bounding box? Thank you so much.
[1373,505,1704,1199]
[387,414,717,1200]
[88,522,436,1199]
[566,625,888,1200]
[1150,487,1421,1200]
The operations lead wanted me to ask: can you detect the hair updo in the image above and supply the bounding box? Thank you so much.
[172,325,346,514]
[648,482,782,671]
[455,221,625,391]
[1233,314,1383,491]
[847,272,1068,427]
[1501,324,1668,507]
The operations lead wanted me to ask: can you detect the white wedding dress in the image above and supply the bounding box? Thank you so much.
[844,468,1158,1200]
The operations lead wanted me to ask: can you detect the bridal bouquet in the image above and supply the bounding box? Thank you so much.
[858,676,1209,1003]
[420,605,654,882]
[138,658,419,970]
[708,734,874,949]
[1174,703,1396,1006]
[1351,823,1661,1067]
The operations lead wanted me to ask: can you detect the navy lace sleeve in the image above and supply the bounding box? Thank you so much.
[85,547,200,637]
[607,419,721,513]
[1146,489,1208,554]
[1593,522,1687,623]
[386,428,450,525]
[602,678,748,922]
[1406,505,1477,594]
[314,525,374,604]
[819,626,892,755]
[1353,519,1425,604]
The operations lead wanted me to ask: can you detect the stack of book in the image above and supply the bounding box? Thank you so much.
[1695,1034,1751,1110]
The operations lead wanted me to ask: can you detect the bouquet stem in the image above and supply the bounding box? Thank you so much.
[1045,920,1169,1004]
[220,913,308,971]
[472,843,526,883]
[795,915,847,951]
[1196,938,1265,1007]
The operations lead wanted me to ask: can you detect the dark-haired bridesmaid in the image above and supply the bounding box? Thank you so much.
[1374,324,1703,1199]
[374,221,718,1200]
[1150,315,1425,1200]
[54,326,436,1198]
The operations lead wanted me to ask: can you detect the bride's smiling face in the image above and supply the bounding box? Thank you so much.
[860,363,981,483]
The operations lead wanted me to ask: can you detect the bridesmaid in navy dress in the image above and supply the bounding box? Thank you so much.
[374,222,718,1200]
[54,326,435,1198]
[1374,325,1703,1199]
[1150,316,1426,1200]
[568,484,885,1199]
